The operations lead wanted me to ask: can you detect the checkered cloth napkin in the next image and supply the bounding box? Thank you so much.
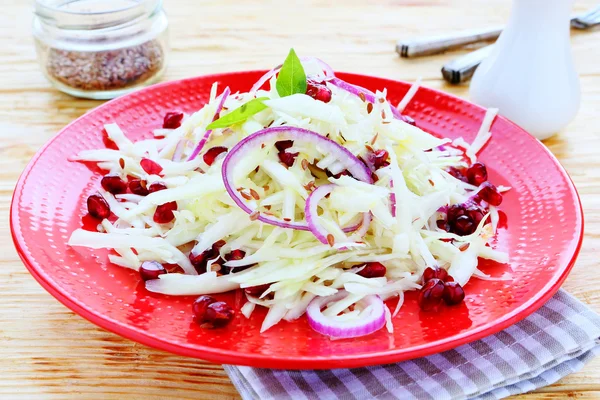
[224,290,600,399]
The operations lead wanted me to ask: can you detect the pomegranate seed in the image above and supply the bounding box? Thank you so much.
[244,283,270,297]
[371,149,390,169]
[163,111,184,129]
[192,295,217,322]
[128,179,149,196]
[202,301,235,327]
[357,262,387,278]
[447,204,466,222]
[190,250,212,274]
[101,175,127,194]
[436,219,450,232]
[418,278,446,311]
[139,260,167,281]
[140,158,163,175]
[478,182,503,206]
[212,240,227,251]
[306,79,332,103]
[423,267,449,283]
[446,167,468,183]
[153,201,177,223]
[225,249,246,261]
[465,203,485,226]
[278,150,298,167]
[443,281,465,305]
[275,140,294,152]
[87,193,110,219]
[466,162,488,186]
[148,182,167,193]
[453,215,476,236]
[203,146,228,166]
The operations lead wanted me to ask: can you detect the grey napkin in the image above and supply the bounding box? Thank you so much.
[224,290,600,399]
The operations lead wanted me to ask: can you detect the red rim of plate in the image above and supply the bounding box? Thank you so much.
[10,71,584,369]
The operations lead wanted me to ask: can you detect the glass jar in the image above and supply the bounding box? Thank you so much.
[33,0,169,100]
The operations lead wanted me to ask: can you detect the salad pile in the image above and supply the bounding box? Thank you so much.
[69,50,509,338]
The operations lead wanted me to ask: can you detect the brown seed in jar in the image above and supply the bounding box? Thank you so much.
[45,40,164,92]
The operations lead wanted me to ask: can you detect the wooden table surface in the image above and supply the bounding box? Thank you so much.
[2,0,599,398]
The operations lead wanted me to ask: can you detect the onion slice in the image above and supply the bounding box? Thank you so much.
[221,126,373,230]
[306,291,386,339]
[188,87,231,161]
[305,184,337,244]
[329,77,410,122]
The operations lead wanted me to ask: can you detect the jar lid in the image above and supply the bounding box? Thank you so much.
[35,0,162,30]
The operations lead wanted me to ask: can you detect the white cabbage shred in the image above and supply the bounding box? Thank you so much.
[68,60,507,333]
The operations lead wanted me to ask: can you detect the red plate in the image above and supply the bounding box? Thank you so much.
[10,71,583,369]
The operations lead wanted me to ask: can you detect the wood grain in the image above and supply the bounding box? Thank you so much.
[2,0,599,398]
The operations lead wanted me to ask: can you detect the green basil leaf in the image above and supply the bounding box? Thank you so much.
[207,97,269,130]
[276,48,307,97]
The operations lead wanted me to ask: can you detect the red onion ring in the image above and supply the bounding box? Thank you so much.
[329,77,410,122]
[355,212,372,238]
[188,87,231,161]
[305,184,337,244]
[250,57,335,94]
[306,291,386,338]
[221,126,373,231]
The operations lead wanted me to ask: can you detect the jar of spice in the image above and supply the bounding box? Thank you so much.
[33,0,169,100]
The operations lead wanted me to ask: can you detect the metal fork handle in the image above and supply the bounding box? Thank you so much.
[571,5,600,29]
[441,45,494,84]
[396,27,503,58]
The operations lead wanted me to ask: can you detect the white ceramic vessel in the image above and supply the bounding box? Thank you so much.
[470,0,580,140]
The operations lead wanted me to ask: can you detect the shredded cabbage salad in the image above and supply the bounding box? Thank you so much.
[69,50,508,337]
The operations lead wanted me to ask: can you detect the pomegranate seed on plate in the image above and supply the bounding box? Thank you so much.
[204,301,235,327]
[101,175,127,194]
[148,182,167,193]
[140,158,163,175]
[244,283,270,297]
[422,266,449,283]
[447,204,466,222]
[466,162,488,186]
[306,79,332,103]
[139,260,167,281]
[418,278,446,311]
[478,182,503,206]
[203,146,228,166]
[446,166,468,183]
[153,201,177,223]
[443,281,465,305]
[453,215,476,236]
[87,193,110,219]
[357,262,387,278]
[128,179,149,196]
[192,295,217,322]
[465,204,485,226]
[163,111,184,129]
